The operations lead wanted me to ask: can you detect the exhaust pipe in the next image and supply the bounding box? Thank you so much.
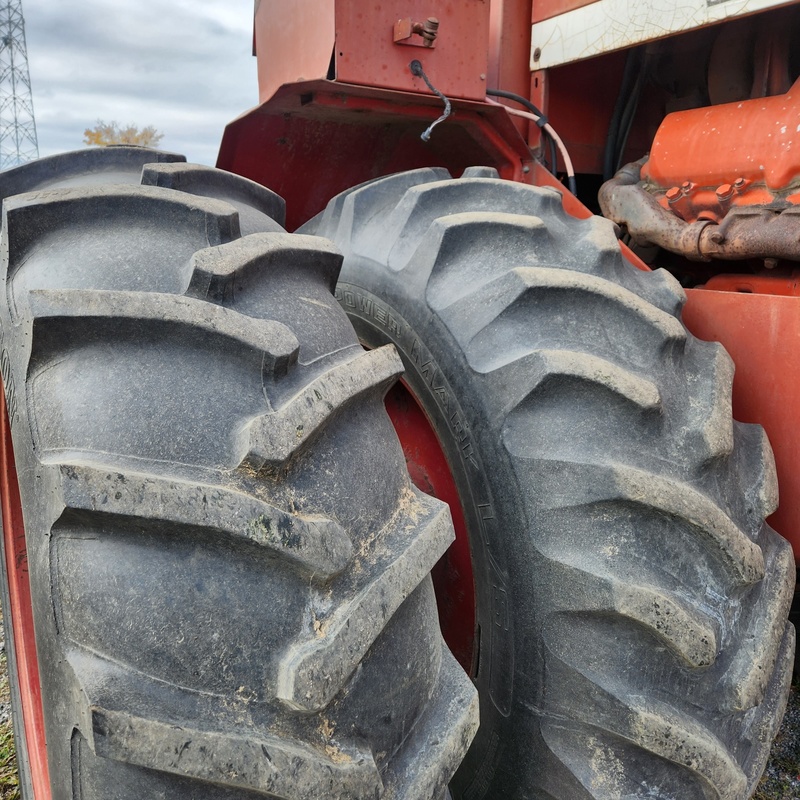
[599,159,800,262]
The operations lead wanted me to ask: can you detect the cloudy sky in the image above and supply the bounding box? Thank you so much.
[23,0,259,165]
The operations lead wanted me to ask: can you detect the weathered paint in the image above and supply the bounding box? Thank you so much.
[683,288,800,558]
[218,80,534,231]
[644,77,800,194]
[531,0,798,69]
[0,392,50,799]
[255,0,492,103]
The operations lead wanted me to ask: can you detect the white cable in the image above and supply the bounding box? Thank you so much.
[486,98,576,183]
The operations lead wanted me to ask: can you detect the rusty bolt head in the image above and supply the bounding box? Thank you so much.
[681,181,694,193]
[733,177,746,189]
[420,17,439,45]
[708,230,725,244]
[716,183,734,201]
[665,186,682,202]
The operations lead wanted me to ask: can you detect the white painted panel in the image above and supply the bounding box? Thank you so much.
[531,0,798,69]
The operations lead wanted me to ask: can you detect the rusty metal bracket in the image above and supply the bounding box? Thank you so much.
[394,17,439,48]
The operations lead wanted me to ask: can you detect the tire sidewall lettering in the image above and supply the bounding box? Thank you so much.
[336,282,513,792]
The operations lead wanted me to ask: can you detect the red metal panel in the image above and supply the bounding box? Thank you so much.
[0,393,50,798]
[218,80,533,231]
[253,0,335,104]
[488,0,534,139]
[701,273,800,296]
[333,0,491,101]
[488,1,534,99]
[683,289,800,558]
[532,0,602,24]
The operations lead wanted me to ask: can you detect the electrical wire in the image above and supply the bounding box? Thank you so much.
[486,87,547,120]
[487,87,557,173]
[485,96,577,195]
[615,70,644,172]
[614,60,649,173]
[549,135,558,177]
[604,47,644,180]
[410,60,452,142]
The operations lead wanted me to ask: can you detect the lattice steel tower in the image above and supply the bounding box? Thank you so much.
[0,0,37,170]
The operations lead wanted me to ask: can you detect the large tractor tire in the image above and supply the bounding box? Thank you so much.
[305,168,796,800]
[0,149,478,799]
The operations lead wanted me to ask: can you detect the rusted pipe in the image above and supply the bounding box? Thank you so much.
[599,159,800,262]
[697,206,800,260]
[599,158,715,260]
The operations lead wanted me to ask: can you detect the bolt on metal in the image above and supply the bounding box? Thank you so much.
[716,183,734,202]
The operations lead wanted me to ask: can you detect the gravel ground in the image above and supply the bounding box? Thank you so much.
[754,679,800,799]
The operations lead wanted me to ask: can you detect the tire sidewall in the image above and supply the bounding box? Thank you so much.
[336,278,528,797]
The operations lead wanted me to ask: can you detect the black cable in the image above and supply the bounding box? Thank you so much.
[486,87,574,194]
[410,60,452,142]
[603,48,644,181]
[486,87,548,123]
[567,173,577,196]
[615,69,644,172]
[487,87,555,167]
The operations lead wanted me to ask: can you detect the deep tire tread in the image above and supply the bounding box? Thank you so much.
[276,488,455,712]
[187,232,343,300]
[89,706,381,800]
[29,287,300,374]
[58,463,354,579]
[141,161,286,232]
[721,529,795,711]
[242,345,403,471]
[0,150,478,800]
[0,146,185,203]
[310,169,795,799]
[446,267,686,374]
[501,348,662,411]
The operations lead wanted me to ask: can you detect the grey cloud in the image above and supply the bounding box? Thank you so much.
[23,0,259,164]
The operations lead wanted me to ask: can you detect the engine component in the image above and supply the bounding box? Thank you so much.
[600,158,800,261]
[600,77,800,262]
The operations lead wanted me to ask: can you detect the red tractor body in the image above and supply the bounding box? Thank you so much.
[1,4,798,799]
[220,0,800,564]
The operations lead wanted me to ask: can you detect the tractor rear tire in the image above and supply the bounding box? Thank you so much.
[0,149,478,799]
[307,168,796,800]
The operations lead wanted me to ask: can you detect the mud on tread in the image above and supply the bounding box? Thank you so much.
[308,169,795,800]
[0,149,478,799]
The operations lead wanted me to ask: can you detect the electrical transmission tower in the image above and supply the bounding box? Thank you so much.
[0,0,37,170]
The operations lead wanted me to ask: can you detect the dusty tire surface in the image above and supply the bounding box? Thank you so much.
[306,167,796,800]
[0,149,478,799]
